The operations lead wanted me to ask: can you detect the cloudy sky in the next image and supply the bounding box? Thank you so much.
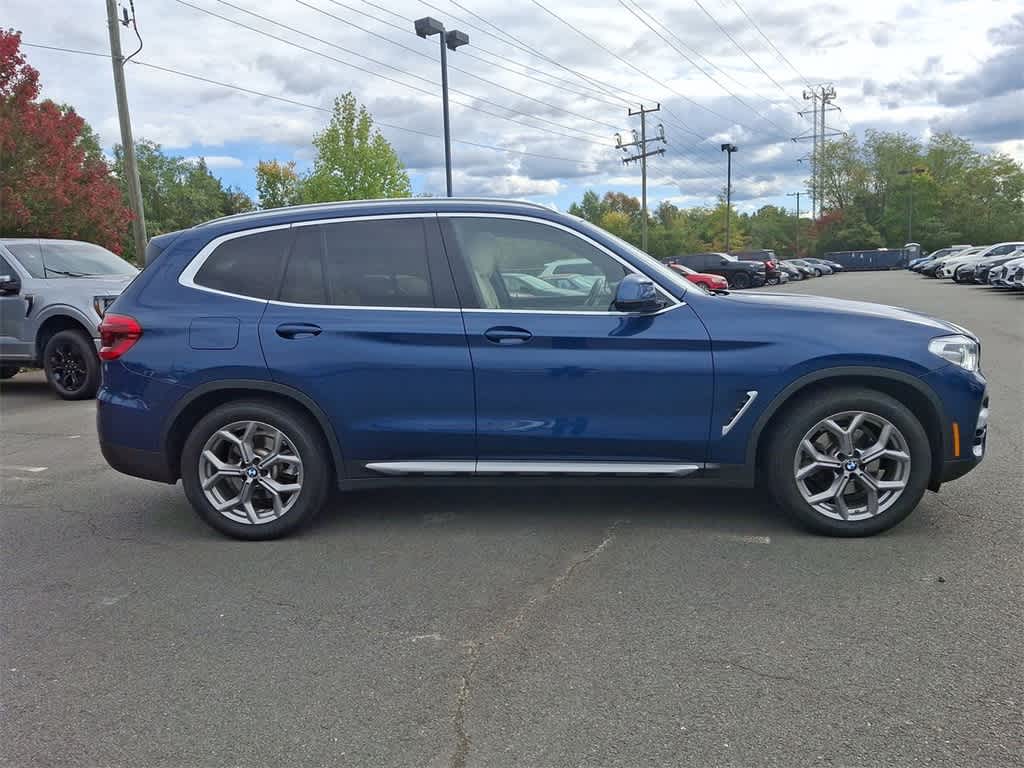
[9,0,1024,212]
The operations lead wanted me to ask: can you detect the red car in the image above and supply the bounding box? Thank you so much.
[669,263,729,291]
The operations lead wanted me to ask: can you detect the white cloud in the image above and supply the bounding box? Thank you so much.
[7,0,1021,207]
[183,155,245,169]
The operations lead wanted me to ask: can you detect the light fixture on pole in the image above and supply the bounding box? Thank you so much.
[720,143,738,252]
[415,17,469,197]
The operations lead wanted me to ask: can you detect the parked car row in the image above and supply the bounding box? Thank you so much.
[909,242,1024,290]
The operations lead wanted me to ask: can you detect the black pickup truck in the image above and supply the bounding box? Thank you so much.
[668,252,767,289]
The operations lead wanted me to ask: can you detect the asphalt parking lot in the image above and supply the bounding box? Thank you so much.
[1,271,1022,767]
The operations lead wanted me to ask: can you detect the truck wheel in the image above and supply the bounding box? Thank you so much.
[766,388,931,537]
[43,329,100,400]
[731,272,751,289]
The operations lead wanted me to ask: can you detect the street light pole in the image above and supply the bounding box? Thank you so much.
[720,143,738,251]
[897,167,927,242]
[787,191,802,257]
[415,18,469,197]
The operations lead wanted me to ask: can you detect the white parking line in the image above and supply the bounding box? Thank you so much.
[1,465,49,473]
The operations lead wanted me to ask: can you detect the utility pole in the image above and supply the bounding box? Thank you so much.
[616,104,666,251]
[106,0,147,260]
[786,191,802,257]
[720,143,738,252]
[793,85,842,220]
[415,17,469,196]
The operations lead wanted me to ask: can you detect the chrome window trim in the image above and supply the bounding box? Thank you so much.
[440,212,682,313]
[178,213,442,307]
[178,211,685,317]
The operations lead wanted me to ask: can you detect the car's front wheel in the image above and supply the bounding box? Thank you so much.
[181,400,331,540]
[43,329,100,400]
[731,271,751,289]
[766,388,931,536]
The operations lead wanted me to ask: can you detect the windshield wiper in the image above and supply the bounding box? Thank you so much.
[43,267,89,278]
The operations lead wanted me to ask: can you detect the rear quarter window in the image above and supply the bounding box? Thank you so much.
[192,228,292,299]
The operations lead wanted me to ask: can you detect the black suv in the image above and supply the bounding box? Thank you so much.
[730,250,781,285]
[669,252,766,289]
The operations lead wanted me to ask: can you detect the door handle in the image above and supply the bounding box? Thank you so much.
[483,326,532,344]
[275,322,322,339]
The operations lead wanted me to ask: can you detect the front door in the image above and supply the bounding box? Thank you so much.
[0,253,32,361]
[441,215,714,469]
[259,215,476,477]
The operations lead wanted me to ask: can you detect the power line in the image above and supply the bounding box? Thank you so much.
[19,42,603,167]
[326,0,627,109]
[291,0,624,133]
[525,0,765,138]
[689,0,804,110]
[173,0,617,145]
[728,0,812,90]
[617,0,790,136]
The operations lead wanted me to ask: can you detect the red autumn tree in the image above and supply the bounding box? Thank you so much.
[0,30,132,253]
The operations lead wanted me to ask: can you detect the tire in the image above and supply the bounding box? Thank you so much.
[0,365,19,379]
[813,268,823,277]
[43,329,100,400]
[181,399,331,540]
[731,271,752,289]
[765,388,931,537]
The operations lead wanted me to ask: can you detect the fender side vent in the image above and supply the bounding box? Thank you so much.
[722,390,758,436]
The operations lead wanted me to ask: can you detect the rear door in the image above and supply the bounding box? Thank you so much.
[259,215,475,477]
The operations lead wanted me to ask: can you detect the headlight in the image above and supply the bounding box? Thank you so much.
[93,296,117,317]
[928,334,980,372]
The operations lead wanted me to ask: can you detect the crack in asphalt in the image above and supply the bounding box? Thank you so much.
[448,518,626,768]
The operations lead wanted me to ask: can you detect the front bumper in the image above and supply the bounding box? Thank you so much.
[921,366,988,490]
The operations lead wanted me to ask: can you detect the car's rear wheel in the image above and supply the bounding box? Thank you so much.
[43,329,100,400]
[766,388,931,536]
[731,271,751,289]
[181,400,331,540]
[0,365,19,379]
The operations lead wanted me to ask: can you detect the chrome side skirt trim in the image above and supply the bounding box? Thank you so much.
[364,461,476,475]
[365,460,703,476]
[721,391,758,436]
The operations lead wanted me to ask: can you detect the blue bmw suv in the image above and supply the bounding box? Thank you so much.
[97,199,988,539]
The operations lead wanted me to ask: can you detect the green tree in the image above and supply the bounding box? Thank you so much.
[113,140,255,261]
[302,93,411,202]
[255,159,303,209]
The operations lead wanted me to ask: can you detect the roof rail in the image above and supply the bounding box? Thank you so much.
[194,197,554,228]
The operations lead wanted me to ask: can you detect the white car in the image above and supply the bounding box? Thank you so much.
[987,256,1024,287]
[937,241,1024,278]
[538,258,606,280]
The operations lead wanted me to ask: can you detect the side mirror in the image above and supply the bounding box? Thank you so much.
[614,273,661,313]
[0,274,21,296]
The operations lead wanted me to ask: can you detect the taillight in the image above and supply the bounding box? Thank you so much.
[99,314,142,361]
[766,260,776,269]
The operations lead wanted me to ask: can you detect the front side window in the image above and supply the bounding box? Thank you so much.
[8,241,136,279]
[193,228,292,299]
[446,217,630,311]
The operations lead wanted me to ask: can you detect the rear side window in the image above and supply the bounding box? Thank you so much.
[193,228,292,299]
[320,219,434,308]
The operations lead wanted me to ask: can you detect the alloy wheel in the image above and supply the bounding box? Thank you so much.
[199,420,304,525]
[48,341,87,393]
[793,410,911,521]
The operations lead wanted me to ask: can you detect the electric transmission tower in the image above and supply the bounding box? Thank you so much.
[792,85,842,219]
[616,104,666,251]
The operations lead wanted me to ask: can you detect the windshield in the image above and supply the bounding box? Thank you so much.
[572,218,693,293]
[6,241,137,279]
[718,253,738,262]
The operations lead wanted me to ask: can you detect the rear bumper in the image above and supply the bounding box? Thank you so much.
[99,439,176,484]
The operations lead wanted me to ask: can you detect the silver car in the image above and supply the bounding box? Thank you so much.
[0,239,137,399]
